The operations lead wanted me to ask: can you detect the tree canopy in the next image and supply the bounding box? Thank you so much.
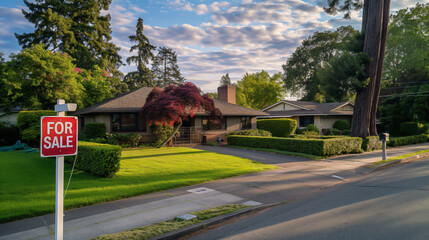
[151,47,185,87]
[124,18,156,90]
[219,73,231,86]
[236,70,285,110]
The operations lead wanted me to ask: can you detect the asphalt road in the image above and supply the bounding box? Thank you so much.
[190,158,429,240]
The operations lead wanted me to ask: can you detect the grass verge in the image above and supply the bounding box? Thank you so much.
[370,149,429,168]
[0,147,275,223]
[95,204,248,240]
[226,145,324,160]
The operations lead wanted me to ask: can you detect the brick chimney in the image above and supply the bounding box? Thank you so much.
[217,85,236,104]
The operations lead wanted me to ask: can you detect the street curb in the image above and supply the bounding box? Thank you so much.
[151,203,281,240]
[365,152,429,173]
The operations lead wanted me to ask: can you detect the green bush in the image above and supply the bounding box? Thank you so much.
[66,141,122,177]
[331,128,343,135]
[0,122,20,146]
[305,124,319,133]
[362,136,382,151]
[17,110,56,145]
[84,123,106,139]
[387,135,428,147]
[421,123,429,134]
[227,129,272,137]
[150,123,175,147]
[257,118,297,137]
[295,128,305,134]
[227,136,363,156]
[303,130,320,136]
[107,133,142,148]
[333,120,350,131]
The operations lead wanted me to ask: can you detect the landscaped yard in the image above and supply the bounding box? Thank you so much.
[0,147,275,223]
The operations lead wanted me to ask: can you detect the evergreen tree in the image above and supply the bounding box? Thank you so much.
[15,0,123,74]
[219,73,231,86]
[151,47,185,87]
[124,18,156,90]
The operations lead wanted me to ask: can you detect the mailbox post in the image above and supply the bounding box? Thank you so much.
[379,133,389,160]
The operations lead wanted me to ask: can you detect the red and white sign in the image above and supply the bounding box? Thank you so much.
[40,116,78,157]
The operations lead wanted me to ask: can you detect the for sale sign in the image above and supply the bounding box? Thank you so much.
[40,116,78,157]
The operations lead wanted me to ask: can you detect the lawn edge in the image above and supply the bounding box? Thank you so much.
[366,151,429,172]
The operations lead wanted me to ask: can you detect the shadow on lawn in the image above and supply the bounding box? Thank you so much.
[120,150,211,160]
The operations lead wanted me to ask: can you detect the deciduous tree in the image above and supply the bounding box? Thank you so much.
[219,73,231,86]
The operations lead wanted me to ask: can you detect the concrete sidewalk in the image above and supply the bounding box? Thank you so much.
[1,142,428,240]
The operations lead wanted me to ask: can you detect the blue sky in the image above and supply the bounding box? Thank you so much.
[0,0,423,93]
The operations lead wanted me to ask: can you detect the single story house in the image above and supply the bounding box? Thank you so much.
[0,107,23,126]
[260,100,354,131]
[74,85,268,144]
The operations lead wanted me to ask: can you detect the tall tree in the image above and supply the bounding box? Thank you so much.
[219,73,231,86]
[151,47,185,87]
[124,18,156,90]
[236,71,285,110]
[325,0,391,137]
[15,0,123,75]
[282,26,358,102]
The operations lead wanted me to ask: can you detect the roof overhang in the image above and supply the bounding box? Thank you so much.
[261,100,310,112]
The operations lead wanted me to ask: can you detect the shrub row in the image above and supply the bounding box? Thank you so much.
[399,122,429,136]
[85,123,107,139]
[66,141,122,177]
[227,129,272,137]
[362,136,383,151]
[387,135,428,147]
[257,118,297,137]
[17,110,56,145]
[227,136,362,156]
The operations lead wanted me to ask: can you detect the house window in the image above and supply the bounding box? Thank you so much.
[241,117,252,129]
[299,116,314,128]
[202,117,225,131]
[111,113,141,132]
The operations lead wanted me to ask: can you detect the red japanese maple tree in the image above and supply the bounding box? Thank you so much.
[141,82,221,147]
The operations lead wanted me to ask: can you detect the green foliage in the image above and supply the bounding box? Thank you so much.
[331,128,343,135]
[282,26,358,102]
[84,123,106,139]
[17,110,55,145]
[362,136,383,151]
[0,122,20,146]
[227,129,272,137]
[205,92,218,99]
[400,122,428,136]
[305,124,319,133]
[151,47,185,87]
[220,73,231,87]
[150,123,175,146]
[66,141,122,178]
[236,71,285,110]
[77,66,114,107]
[333,120,351,131]
[257,118,297,137]
[227,136,363,156]
[106,133,142,148]
[387,135,428,147]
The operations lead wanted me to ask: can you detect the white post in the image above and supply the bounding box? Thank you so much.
[56,99,65,240]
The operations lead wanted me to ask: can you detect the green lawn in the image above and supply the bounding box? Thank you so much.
[0,147,275,223]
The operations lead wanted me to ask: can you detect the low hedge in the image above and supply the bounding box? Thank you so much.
[387,135,428,147]
[84,123,106,139]
[333,120,350,131]
[227,129,272,137]
[66,141,122,177]
[362,136,383,151]
[227,135,363,156]
[257,118,297,137]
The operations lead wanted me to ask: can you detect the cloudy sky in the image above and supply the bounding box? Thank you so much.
[0,0,422,93]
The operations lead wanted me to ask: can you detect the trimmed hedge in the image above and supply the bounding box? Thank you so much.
[362,136,382,151]
[66,141,122,177]
[333,120,350,131]
[227,135,363,156]
[17,110,56,145]
[387,135,428,147]
[84,123,106,139]
[227,129,272,137]
[257,118,297,137]
[306,124,319,133]
[106,133,142,147]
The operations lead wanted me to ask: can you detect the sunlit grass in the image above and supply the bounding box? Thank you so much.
[370,149,429,168]
[0,147,275,223]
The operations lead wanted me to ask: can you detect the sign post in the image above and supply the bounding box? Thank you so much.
[40,99,77,240]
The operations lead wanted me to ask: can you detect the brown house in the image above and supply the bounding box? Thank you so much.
[260,100,354,131]
[75,85,268,144]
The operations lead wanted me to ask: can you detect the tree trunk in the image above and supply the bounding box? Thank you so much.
[351,0,384,138]
[370,0,391,136]
[157,120,182,148]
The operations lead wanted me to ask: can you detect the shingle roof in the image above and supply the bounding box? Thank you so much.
[75,87,268,117]
[261,100,353,118]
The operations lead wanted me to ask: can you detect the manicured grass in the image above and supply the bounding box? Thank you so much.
[370,149,429,168]
[0,148,275,223]
[95,204,248,240]
[226,145,324,160]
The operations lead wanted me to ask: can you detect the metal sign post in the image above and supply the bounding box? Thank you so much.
[40,99,77,240]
